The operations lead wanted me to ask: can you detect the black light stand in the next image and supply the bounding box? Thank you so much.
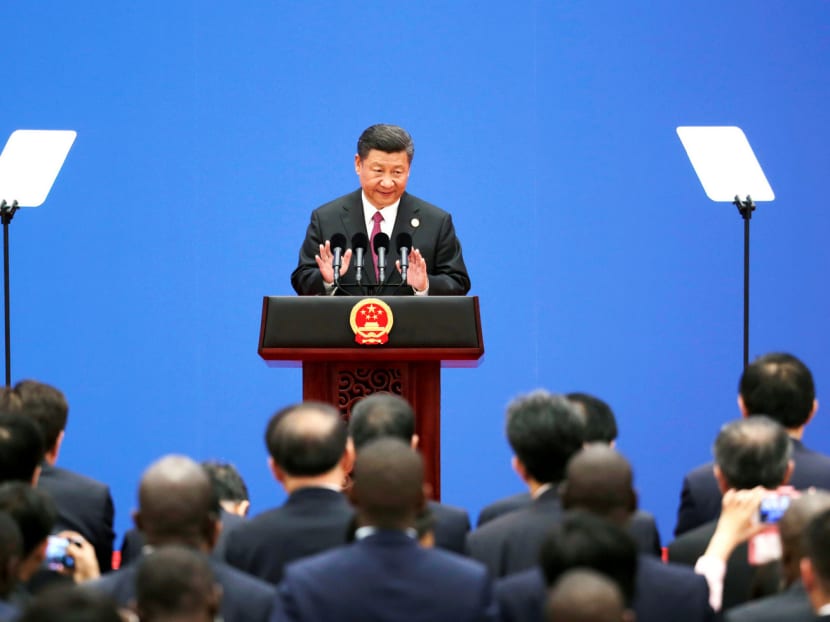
[0,200,18,387]
[734,195,755,371]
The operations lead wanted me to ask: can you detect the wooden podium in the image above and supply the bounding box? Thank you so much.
[258,295,484,499]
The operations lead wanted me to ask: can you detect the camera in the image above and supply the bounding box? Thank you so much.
[45,536,75,572]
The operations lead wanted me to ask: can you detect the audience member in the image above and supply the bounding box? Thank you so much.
[19,586,122,622]
[271,438,498,622]
[545,569,632,622]
[676,353,830,535]
[669,416,792,610]
[800,507,830,619]
[0,512,22,621]
[86,455,274,622]
[0,408,45,485]
[466,390,583,577]
[135,545,221,622]
[348,392,471,553]
[224,402,354,585]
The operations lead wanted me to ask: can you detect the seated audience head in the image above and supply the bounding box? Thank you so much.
[566,392,618,445]
[506,390,584,489]
[738,352,816,432]
[800,507,830,612]
[134,455,220,552]
[0,511,22,598]
[19,586,122,622]
[0,482,55,582]
[561,445,637,525]
[264,401,351,490]
[350,438,424,531]
[0,405,45,485]
[201,460,250,517]
[712,416,793,493]
[9,380,68,464]
[349,392,417,450]
[135,545,221,622]
[779,491,830,588]
[546,568,632,622]
[539,510,638,606]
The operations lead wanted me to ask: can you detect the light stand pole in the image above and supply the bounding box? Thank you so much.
[734,195,755,370]
[0,200,17,386]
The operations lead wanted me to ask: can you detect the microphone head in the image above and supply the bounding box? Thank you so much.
[351,232,369,252]
[395,232,412,250]
[330,233,347,251]
[372,232,390,253]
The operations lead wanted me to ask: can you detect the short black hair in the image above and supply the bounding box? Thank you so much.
[805,508,830,590]
[0,412,45,483]
[19,586,122,622]
[349,393,415,450]
[0,511,21,597]
[264,402,347,476]
[567,392,618,444]
[136,545,219,621]
[714,416,792,490]
[201,460,249,503]
[739,353,815,429]
[540,511,638,606]
[357,124,415,162]
[506,390,584,484]
[12,380,68,453]
[0,482,55,558]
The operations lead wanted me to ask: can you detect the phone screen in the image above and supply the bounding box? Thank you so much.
[45,536,74,571]
[759,494,791,524]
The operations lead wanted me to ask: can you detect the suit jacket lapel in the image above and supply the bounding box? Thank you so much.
[390,192,420,267]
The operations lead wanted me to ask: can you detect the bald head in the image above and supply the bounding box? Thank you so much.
[546,569,627,622]
[136,455,218,548]
[265,402,347,477]
[562,446,637,524]
[780,491,830,586]
[351,438,424,529]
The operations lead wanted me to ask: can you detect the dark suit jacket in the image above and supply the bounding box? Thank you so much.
[725,580,814,622]
[291,190,470,296]
[675,438,830,536]
[87,555,274,622]
[429,500,471,554]
[668,520,780,611]
[477,491,662,556]
[466,487,563,578]
[224,487,354,585]
[37,464,115,573]
[120,508,246,566]
[495,555,714,622]
[270,530,499,622]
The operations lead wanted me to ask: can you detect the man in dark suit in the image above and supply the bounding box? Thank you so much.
[800,506,830,619]
[86,455,274,622]
[291,124,470,296]
[0,381,115,573]
[669,416,793,611]
[348,392,470,554]
[675,353,830,536]
[466,390,584,577]
[477,391,662,557]
[224,402,354,585]
[271,438,498,622]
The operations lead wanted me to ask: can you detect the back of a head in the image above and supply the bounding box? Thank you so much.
[352,438,424,529]
[739,352,815,429]
[19,586,122,622]
[713,416,792,490]
[780,492,830,586]
[0,412,45,484]
[562,446,636,523]
[137,455,218,547]
[567,392,618,444]
[12,380,68,453]
[0,511,22,597]
[201,460,248,503]
[357,124,415,162]
[0,482,55,559]
[506,390,584,484]
[349,393,415,450]
[539,511,638,606]
[803,507,830,590]
[546,569,627,622]
[265,402,347,477]
[136,545,220,622]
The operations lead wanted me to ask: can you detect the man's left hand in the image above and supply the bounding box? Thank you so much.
[398,248,428,293]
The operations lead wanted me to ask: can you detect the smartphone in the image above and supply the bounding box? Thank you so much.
[45,536,75,572]
[758,493,792,524]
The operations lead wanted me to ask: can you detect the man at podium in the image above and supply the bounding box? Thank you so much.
[291,124,471,296]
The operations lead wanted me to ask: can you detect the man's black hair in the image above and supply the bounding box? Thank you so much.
[506,390,584,484]
[264,402,347,476]
[19,586,122,622]
[0,482,55,557]
[804,508,830,590]
[714,415,792,490]
[12,380,68,453]
[0,412,45,483]
[357,124,415,162]
[0,511,21,597]
[567,392,618,444]
[739,352,815,429]
[539,510,638,606]
[201,460,249,503]
[349,393,415,450]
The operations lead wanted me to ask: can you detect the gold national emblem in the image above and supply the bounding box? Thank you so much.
[350,298,394,345]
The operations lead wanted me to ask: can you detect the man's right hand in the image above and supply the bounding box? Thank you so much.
[315,240,353,285]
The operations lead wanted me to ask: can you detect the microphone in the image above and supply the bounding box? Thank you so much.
[373,232,390,284]
[330,233,347,285]
[351,232,368,285]
[396,232,412,284]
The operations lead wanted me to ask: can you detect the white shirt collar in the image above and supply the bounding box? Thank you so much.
[361,191,399,237]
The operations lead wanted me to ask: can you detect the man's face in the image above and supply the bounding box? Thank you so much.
[355,149,410,209]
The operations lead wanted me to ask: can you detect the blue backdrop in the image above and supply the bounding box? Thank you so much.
[2,1,829,546]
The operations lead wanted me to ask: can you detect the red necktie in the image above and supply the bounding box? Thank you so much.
[370,211,384,281]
